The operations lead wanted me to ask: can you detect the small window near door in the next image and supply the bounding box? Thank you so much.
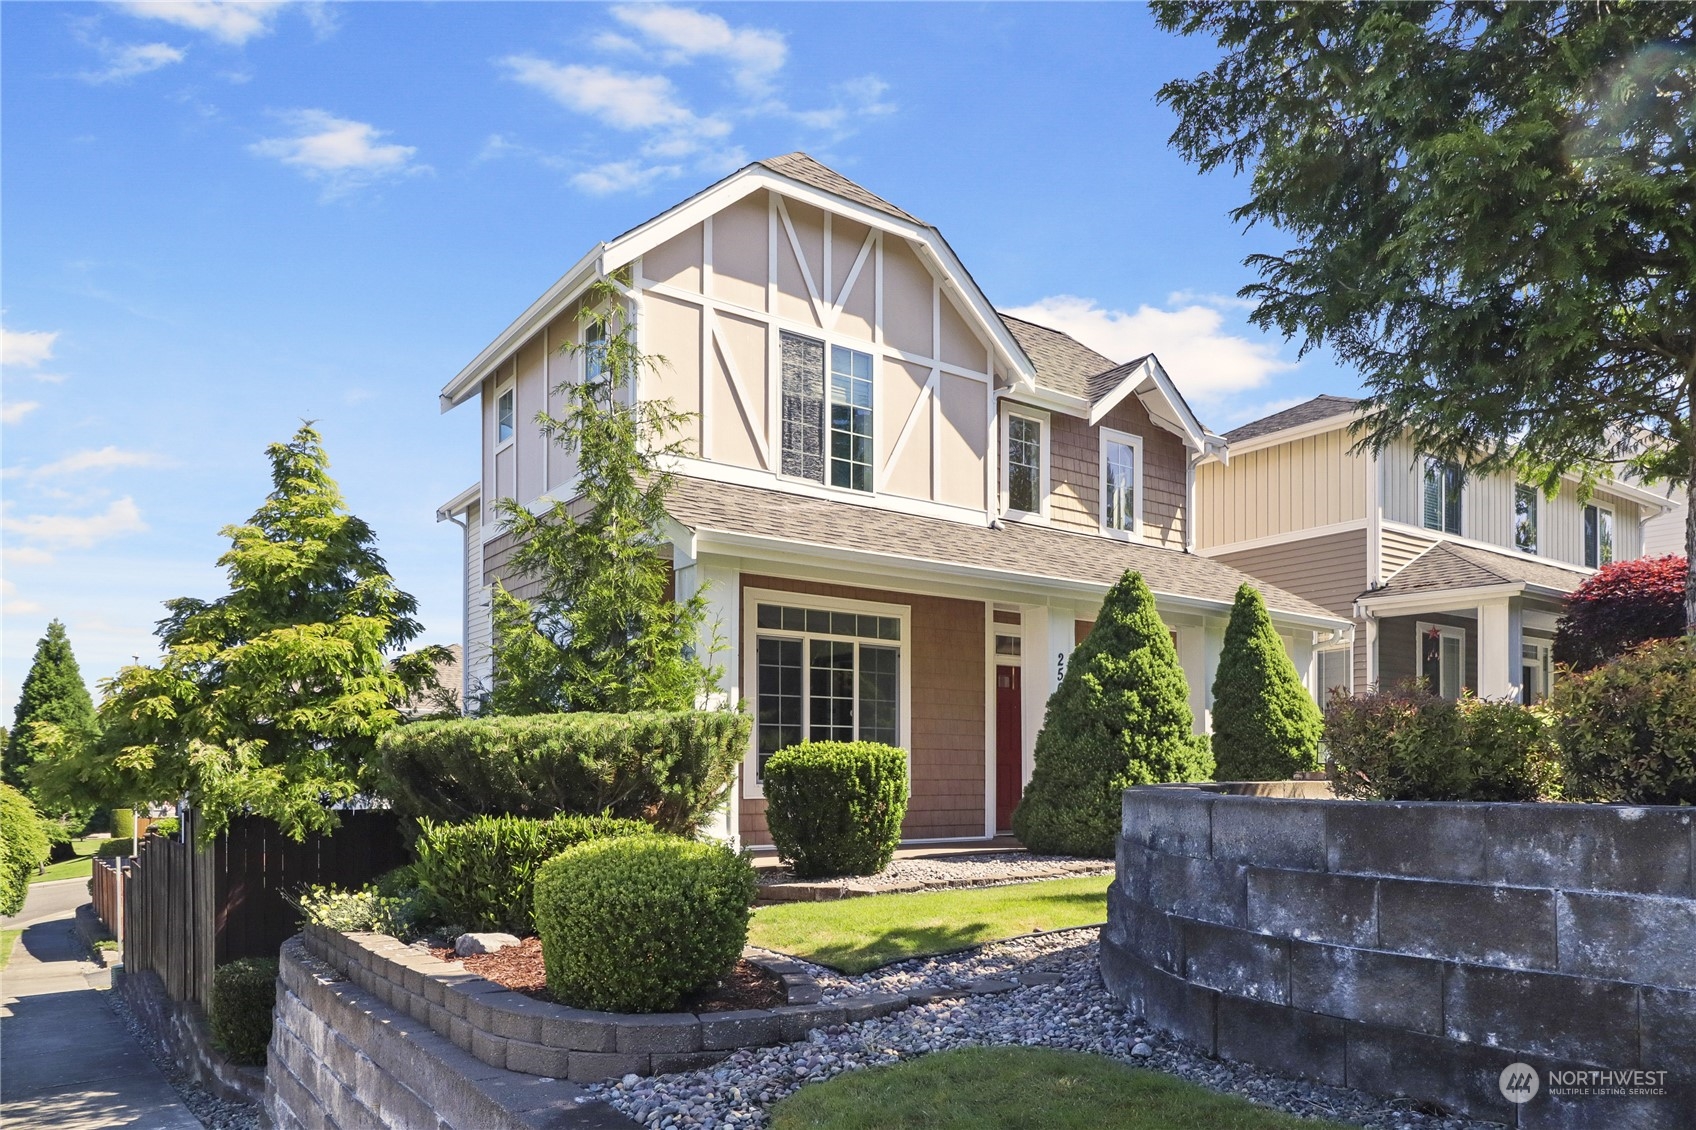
[1584,504,1615,568]
[1418,623,1465,700]
[995,634,1022,657]
[1514,484,1538,554]
[1521,641,1553,704]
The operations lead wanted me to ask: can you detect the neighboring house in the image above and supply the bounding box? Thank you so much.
[1641,484,1689,559]
[435,153,1351,847]
[1196,396,1675,704]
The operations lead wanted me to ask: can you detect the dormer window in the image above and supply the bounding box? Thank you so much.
[1005,412,1045,515]
[496,387,515,446]
[1100,428,1143,538]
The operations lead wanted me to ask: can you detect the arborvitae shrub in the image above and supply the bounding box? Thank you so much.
[1210,584,1324,780]
[375,710,748,834]
[534,836,756,1013]
[1556,638,1696,805]
[210,957,279,1065]
[1011,572,1213,858]
[762,741,908,878]
[411,813,652,935]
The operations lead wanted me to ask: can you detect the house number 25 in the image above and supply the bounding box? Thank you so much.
[1056,652,1067,681]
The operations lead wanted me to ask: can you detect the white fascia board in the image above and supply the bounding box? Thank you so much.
[685,527,1352,632]
[1006,386,1089,418]
[1087,356,1222,457]
[439,244,604,412]
[1221,412,1363,458]
[435,482,480,522]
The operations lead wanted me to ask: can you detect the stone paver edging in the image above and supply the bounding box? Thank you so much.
[299,924,911,1083]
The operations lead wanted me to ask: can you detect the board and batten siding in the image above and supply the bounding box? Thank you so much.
[1213,528,1371,693]
[735,574,986,846]
[1045,397,1188,549]
[1194,428,1368,550]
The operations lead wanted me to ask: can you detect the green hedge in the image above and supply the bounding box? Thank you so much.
[375,710,749,834]
[1556,638,1696,805]
[1,784,50,917]
[210,957,278,1065]
[412,814,653,935]
[1324,684,1559,801]
[762,742,908,878]
[534,836,756,1013]
[96,838,135,859]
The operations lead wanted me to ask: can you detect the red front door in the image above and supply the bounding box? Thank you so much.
[995,664,1023,830]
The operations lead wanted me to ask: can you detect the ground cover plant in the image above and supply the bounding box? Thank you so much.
[748,875,1111,974]
[1013,572,1212,857]
[1210,584,1323,780]
[0,928,20,971]
[762,741,908,878]
[768,1045,1356,1130]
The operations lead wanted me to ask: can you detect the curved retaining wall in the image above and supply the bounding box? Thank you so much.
[1102,787,1695,1128]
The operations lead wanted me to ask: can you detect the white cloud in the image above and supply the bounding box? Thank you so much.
[790,75,896,133]
[112,1,288,46]
[1,546,55,567]
[1,496,147,549]
[572,159,684,196]
[27,446,172,482]
[81,40,186,83]
[2,327,59,368]
[1000,294,1296,407]
[250,110,426,195]
[1,579,45,617]
[609,4,786,93]
[2,401,41,425]
[501,58,695,131]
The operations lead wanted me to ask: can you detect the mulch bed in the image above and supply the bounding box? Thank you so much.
[432,937,785,1012]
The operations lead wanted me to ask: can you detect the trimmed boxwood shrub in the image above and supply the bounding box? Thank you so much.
[534,836,755,1013]
[763,741,908,878]
[1210,584,1324,780]
[412,813,652,935]
[1012,572,1213,858]
[1325,683,1559,801]
[210,957,279,1065]
[95,837,135,859]
[0,784,50,917]
[375,710,749,834]
[1556,637,1696,805]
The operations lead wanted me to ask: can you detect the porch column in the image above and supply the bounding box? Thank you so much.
[694,557,741,846]
[1476,598,1522,701]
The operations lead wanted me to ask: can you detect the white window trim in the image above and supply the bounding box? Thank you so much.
[1513,483,1539,555]
[1001,406,1050,521]
[493,376,516,454]
[774,331,881,499]
[741,587,912,800]
[1521,639,1553,704]
[1097,426,1145,541]
[1420,455,1463,535]
[1584,502,1616,567]
[1317,646,1354,699]
[1415,621,1466,699]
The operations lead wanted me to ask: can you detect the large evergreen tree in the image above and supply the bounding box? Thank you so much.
[1011,572,1213,857]
[480,280,718,715]
[3,620,98,801]
[1155,2,1696,628]
[1210,584,1324,780]
[30,425,445,841]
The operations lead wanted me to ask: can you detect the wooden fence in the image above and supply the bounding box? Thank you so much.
[123,808,408,1007]
[91,856,124,939]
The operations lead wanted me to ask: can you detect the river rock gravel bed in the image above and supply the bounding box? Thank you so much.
[103,977,262,1130]
[588,928,1501,1130]
[754,851,1111,894]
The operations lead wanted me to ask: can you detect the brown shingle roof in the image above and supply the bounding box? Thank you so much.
[1366,541,1589,600]
[1225,395,1362,444]
[998,314,1134,400]
[756,153,923,226]
[665,475,1342,623]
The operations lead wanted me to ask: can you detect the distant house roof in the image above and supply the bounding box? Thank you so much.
[1226,395,1363,444]
[665,475,1343,625]
[756,152,923,226]
[1363,542,1589,602]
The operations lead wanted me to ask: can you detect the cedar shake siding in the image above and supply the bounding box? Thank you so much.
[737,574,986,846]
[1214,529,1372,691]
[1047,397,1188,549]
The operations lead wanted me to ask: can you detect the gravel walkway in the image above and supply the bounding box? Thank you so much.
[589,928,1503,1130]
[755,852,1112,894]
[104,979,261,1130]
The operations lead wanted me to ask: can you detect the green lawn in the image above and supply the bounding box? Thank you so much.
[0,929,20,971]
[770,1046,1358,1130]
[31,837,102,885]
[749,875,1111,973]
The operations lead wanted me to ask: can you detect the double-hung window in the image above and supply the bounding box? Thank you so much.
[1514,484,1539,553]
[1421,456,1463,534]
[1583,503,1615,568]
[779,331,874,492]
[1005,413,1044,515]
[1099,428,1142,537]
[1419,623,1465,700]
[749,595,905,791]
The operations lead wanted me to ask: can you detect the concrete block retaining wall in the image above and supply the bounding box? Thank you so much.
[1102,787,1696,1128]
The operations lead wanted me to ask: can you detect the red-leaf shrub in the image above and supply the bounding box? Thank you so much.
[1553,555,1687,672]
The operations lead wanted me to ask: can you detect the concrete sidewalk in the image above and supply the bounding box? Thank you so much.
[1,880,202,1129]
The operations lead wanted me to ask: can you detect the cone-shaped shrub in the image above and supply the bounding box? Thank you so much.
[1011,572,1212,857]
[1210,584,1324,780]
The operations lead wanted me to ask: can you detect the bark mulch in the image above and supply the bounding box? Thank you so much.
[431,937,785,1012]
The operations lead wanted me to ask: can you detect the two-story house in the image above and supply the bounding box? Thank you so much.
[1196,396,1674,705]
[435,154,1352,847]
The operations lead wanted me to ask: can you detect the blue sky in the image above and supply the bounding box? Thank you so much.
[1,1,1359,715]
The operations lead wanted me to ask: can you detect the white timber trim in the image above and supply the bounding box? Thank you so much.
[775,195,827,327]
[1197,518,1373,558]
[708,311,772,470]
